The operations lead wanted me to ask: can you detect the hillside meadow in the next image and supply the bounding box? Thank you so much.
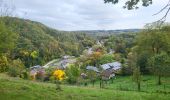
[0,73,169,100]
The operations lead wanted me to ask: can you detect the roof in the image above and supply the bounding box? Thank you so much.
[86,66,99,72]
[101,62,122,70]
[101,64,111,70]
[30,65,42,69]
[109,62,121,67]
[101,69,115,79]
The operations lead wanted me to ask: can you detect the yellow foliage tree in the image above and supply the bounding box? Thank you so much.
[53,69,66,90]
[53,69,65,81]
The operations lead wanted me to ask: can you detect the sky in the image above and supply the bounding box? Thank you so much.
[3,0,170,31]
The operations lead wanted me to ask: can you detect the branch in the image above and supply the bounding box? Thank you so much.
[153,2,170,16]
[153,0,170,26]
[159,7,170,21]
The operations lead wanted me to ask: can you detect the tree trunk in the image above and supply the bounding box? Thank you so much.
[137,82,140,91]
[158,75,161,85]
[55,80,62,91]
[111,78,113,84]
[100,80,102,88]
[92,80,94,87]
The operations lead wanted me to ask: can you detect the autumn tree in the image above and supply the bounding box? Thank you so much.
[53,69,66,90]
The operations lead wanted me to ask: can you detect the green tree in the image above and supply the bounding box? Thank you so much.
[0,55,8,72]
[148,52,170,85]
[128,51,142,91]
[30,50,39,66]
[104,0,153,10]
[134,24,170,85]
[65,64,80,85]
[135,25,170,74]
[8,59,25,77]
[0,21,17,72]
[87,70,98,87]
[98,54,115,65]
[104,0,170,21]
[0,21,17,53]
[132,66,141,91]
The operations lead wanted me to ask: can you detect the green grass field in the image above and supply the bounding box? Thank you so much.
[0,74,170,100]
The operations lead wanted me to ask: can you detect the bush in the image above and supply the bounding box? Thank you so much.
[20,70,29,79]
[98,54,115,65]
[120,64,133,75]
[65,64,80,84]
[8,66,18,77]
[0,55,9,72]
[8,59,25,77]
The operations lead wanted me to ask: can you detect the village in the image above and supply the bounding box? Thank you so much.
[29,45,122,88]
[0,0,170,99]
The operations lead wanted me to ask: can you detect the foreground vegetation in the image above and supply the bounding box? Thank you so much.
[0,74,169,100]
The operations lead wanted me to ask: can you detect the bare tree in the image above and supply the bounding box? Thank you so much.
[153,0,170,23]
[0,0,15,17]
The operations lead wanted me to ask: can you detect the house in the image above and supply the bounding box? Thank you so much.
[100,62,122,80]
[30,65,45,80]
[60,56,76,69]
[100,69,115,80]
[101,62,121,71]
[85,62,121,81]
[86,66,100,73]
[81,73,87,79]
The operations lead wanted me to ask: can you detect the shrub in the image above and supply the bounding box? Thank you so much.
[8,59,25,77]
[65,64,80,84]
[20,70,29,79]
[0,55,9,72]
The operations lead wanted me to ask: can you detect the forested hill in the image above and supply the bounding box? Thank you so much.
[72,29,141,38]
[0,17,95,67]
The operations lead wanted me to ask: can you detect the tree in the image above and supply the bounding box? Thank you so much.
[30,50,39,66]
[98,54,115,65]
[135,24,170,84]
[0,21,18,72]
[0,0,15,16]
[148,52,170,85]
[65,64,80,85]
[128,51,142,91]
[132,66,141,91]
[8,59,25,77]
[104,0,170,22]
[87,70,97,87]
[104,0,153,10]
[0,55,8,72]
[89,51,103,67]
[136,26,170,55]
[53,69,66,90]
[0,21,17,54]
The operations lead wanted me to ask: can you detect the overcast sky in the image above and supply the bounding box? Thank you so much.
[4,0,170,31]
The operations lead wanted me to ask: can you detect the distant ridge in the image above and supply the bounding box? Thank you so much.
[72,29,141,37]
[73,29,141,34]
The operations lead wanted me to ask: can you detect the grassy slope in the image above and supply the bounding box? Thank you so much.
[87,76,170,93]
[0,74,169,100]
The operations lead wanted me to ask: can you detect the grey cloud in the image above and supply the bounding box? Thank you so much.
[5,0,170,31]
